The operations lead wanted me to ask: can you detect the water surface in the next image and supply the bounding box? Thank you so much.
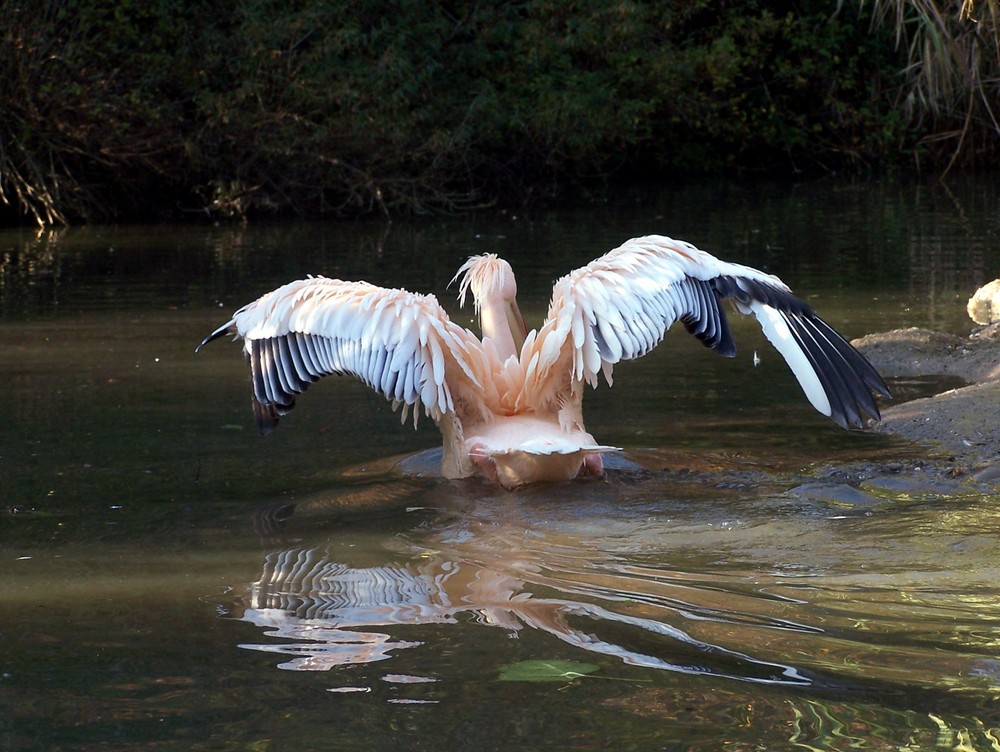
[3,177,1000,750]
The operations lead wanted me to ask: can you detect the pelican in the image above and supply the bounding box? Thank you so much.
[198,235,889,489]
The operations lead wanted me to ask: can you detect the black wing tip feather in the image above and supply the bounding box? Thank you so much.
[203,326,342,435]
[246,333,336,434]
[779,310,890,429]
[194,324,295,433]
[683,278,738,357]
[711,275,890,429]
[195,323,233,353]
[253,397,290,435]
[713,275,815,317]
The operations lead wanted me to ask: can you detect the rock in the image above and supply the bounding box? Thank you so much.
[852,325,1000,468]
[852,327,999,383]
[970,321,1000,342]
[968,279,1000,324]
[875,380,1000,464]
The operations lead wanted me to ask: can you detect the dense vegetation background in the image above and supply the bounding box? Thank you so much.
[1,0,997,226]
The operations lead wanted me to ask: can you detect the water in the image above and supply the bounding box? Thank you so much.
[2,177,1000,750]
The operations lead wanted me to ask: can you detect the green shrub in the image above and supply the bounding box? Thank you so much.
[0,0,219,224]
[0,0,993,225]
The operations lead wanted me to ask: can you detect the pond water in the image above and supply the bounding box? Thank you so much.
[2,177,1000,751]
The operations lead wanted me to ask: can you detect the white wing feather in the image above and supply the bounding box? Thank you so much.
[744,300,831,417]
[521,235,887,428]
[202,277,496,432]
[521,235,767,407]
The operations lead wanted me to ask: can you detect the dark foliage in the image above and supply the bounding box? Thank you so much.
[0,0,991,225]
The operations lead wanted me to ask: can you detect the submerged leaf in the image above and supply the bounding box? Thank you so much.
[497,659,599,683]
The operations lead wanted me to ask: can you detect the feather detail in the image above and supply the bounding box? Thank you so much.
[204,277,497,434]
[520,235,887,428]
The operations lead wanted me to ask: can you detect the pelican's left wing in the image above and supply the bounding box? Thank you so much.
[197,277,496,433]
[521,235,889,429]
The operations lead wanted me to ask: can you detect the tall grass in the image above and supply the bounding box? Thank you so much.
[867,0,1000,171]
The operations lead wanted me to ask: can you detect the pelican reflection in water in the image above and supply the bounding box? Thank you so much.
[224,479,1000,710]
[234,493,816,685]
[199,235,889,488]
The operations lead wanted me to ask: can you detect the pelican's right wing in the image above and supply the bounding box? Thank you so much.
[197,277,496,433]
[521,235,889,429]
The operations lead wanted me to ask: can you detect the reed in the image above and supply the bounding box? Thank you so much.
[867,0,1000,171]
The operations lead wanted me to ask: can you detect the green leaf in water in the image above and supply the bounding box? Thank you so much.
[497,659,599,683]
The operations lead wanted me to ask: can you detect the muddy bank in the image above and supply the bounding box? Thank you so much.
[853,322,1000,476]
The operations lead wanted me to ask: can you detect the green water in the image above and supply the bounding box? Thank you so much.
[2,178,1000,751]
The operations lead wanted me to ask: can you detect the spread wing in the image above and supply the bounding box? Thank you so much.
[197,277,497,433]
[520,235,889,429]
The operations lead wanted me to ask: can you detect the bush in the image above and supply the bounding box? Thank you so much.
[0,0,993,226]
[0,0,218,224]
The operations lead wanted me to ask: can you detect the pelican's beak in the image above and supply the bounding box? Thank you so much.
[506,298,528,354]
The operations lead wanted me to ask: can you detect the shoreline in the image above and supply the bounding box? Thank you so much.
[853,322,1000,480]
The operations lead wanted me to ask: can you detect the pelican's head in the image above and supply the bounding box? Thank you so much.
[451,254,528,359]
